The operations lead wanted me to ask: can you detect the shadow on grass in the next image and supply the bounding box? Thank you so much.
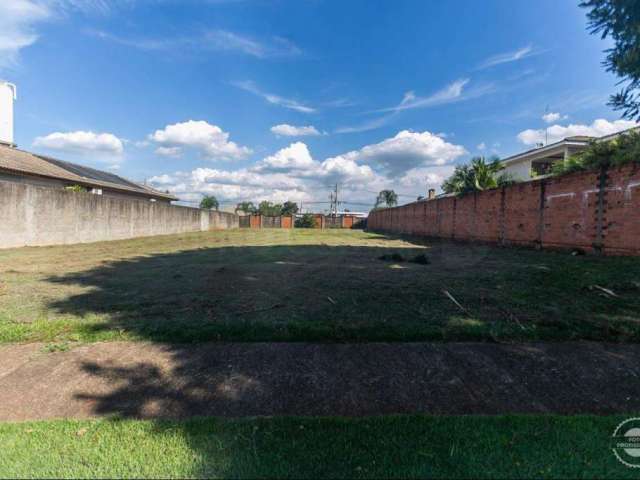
[39,240,640,477]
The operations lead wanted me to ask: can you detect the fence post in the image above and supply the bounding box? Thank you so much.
[593,164,609,254]
[536,179,546,249]
[499,187,506,246]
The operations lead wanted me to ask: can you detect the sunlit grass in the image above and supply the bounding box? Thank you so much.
[1,228,639,344]
[0,414,635,479]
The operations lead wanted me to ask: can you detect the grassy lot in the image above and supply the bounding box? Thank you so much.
[1,228,639,343]
[0,414,635,479]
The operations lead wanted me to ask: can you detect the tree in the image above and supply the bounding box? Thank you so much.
[295,213,316,228]
[64,184,88,193]
[581,0,640,120]
[374,190,398,209]
[441,156,513,195]
[258,201,283,216]
[280,201,299,216]
[551,130,640,176]
[200,195,219,210]
[235,201,257,215]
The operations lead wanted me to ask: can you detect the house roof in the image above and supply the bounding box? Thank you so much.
[500,126,640,166]
[500,137,591,166]
[0,144,177,201]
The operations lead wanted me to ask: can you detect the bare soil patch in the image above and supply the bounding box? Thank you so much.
[2,341,639,421]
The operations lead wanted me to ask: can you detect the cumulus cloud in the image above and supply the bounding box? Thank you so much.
[33,130,124,156]
[542,112,567,123]
[270,124,321,137]
[345,130,467,176]
[477,142,486,151]
[149,120,252,161]
[517,118,638,146]
[254,142,316,172]
[150,130,466,208]
[154,146,182,158]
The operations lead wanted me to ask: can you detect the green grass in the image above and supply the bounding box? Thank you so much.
[0,414,635,479]
[1,228,639,344]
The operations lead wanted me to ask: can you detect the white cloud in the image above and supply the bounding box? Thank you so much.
[203,30,301,58]
[0,0,50,68]
[477,142,486,151]
[377,79,469,114]
[150,130,467,207]
[155,146,182,158]
[335,113,395,134]
[254,142,316,172]
[89,29,301,59]
[149,120,252,161]
[233,80,315,113]
[0,0,124,69]
[517,118,638,146]
[478,45,537,69]
[33,130,124,156]
[270,124,321,137]
[542,112,567,123]
[346,130,467,176]
[370,79,495,119]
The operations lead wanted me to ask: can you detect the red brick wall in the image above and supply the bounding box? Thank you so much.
[475,189,502,243]
[250,215,261,229]
[541,170,600,251]
[503,181,542,247]
[453,194,475,240]
[368,165,640,255]
[602,164,640,254]
[281,216,293,229]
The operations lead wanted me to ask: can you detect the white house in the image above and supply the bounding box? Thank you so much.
[501,126,640,181]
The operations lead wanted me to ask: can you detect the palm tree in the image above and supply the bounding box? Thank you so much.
[375,190,399,208]
[442,156,513,195]
[200,195,219,210]
[235,201,257,215]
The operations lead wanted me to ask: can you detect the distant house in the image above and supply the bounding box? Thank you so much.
[0,143,177,203]
[0,81,175,203]
[502,126,640,181]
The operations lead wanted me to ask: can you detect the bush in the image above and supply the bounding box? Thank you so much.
[295,213,316,228]
[64,184,88,193]
[552,130,640,176]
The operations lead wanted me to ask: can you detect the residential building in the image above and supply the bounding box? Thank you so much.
[0,144,177,203]
[501,126,640,181]
[0,81,176,203]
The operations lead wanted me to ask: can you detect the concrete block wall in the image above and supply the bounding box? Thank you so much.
[0,180,239,249]
[368,164,640,255]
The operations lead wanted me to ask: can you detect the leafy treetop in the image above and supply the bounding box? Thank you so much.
[200,195,219,210]
[581,0,640,120]
[441,156,513,195]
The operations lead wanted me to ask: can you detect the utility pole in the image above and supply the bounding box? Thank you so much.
[328,183,339,217]
[544,104,549,146]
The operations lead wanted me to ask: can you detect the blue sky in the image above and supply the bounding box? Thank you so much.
[1,0,636,211]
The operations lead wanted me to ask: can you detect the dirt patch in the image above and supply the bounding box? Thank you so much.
[1,341,639,421]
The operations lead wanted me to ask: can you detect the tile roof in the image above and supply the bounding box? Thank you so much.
[0,144,177,201]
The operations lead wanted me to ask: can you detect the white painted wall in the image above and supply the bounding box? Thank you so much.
[503,159,532,181]
[0,82,16,146]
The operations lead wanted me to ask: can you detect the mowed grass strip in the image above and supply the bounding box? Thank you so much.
[1,229,639,344]
[0,414,635,479]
